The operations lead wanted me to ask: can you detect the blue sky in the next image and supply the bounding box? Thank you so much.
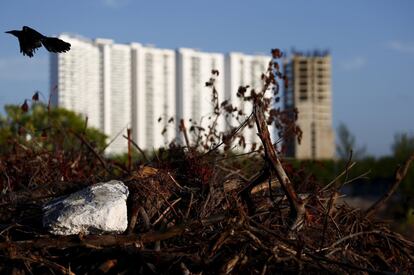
[0,0,413,157]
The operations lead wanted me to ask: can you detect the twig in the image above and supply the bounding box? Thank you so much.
[319,230,385,252]
[306,252,395,275]
[0,213,227,250]
[167,172,184,190]
[321,162,356,192]
[70,130,109,173]
[342,150,353,189]
[139,207,151,231]
[185,192,194,219]
[127,201,140,234]
[15,254,75,275]
[152,198,182,226]
[342,170,371,185]
[122,134,149,163]
[201,112,254,157]
[320,191,336,249]
[254,99,305,230]
[365,152,414,218]
[158,192,181,220]
[127,128,132,172]
[179,119,191,149]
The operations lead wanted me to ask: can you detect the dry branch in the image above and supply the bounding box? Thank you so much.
[365,152,414,218]
[122,134,149,163]
[70,130,109,172]
[0,213,227,251]
[253,99,305,230]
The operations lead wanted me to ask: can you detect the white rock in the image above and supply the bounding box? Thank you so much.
[43,180,129,235]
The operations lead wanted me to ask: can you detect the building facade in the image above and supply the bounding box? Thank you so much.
[283,52,335,159]
[50,35,101,130]
[225,52,269,151]
[105,41,132,154]
[176,48,225,145]
[131,44,176,150]
[51,35,175,154]
[51,35,333,158]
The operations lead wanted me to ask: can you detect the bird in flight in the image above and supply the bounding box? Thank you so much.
[5,26,71,57]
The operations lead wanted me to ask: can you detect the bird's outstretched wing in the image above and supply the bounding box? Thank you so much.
[41,37,71,53]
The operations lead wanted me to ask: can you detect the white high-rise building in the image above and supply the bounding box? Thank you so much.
[50,35,101,129]
[51,36,132,154]
[51,35,174,155]
[176,48,225,145]
[51,38,276,154]
[131,44,176,150]
[225,52,269,150]
[51,35,333,159]
[108,43,132,154]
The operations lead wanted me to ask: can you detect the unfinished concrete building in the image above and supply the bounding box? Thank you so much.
[283,51,335,159]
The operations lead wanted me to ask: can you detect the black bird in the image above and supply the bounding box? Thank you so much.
[5,26,71,57]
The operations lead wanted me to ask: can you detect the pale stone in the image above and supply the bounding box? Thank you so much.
[43,180,129,235]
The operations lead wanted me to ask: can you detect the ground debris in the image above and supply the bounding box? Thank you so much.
[0,145,413,274]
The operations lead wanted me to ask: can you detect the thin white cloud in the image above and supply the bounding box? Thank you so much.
[102,0,130,8]
[387,40,414,54]
[0,57,48,81]
[339,57,366,71]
